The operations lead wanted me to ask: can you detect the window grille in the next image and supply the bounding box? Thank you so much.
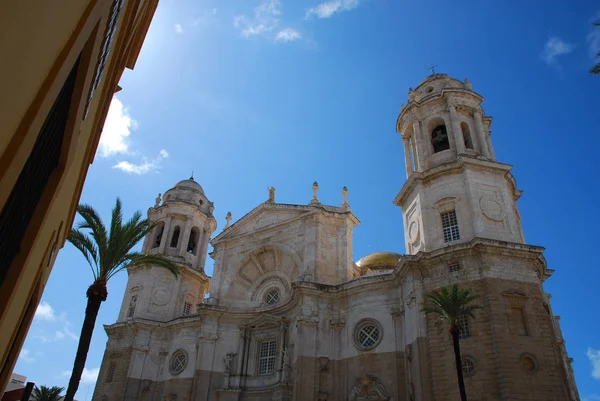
[183,302,192,316]
[258,340,277,375]
[461,358,475,375]
[458,314,471,339]
[170,350,188,375]
[106,362,117,383]
[441,211,460,242]
[84,0,125,116]
[448,261,461,273]
[265,289,280,305]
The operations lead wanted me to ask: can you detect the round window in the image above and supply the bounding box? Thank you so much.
[170,350,188,375]
[265,289,280,305]
[353,319,383,351]
[461,358,475,376]
[520,354,538,373]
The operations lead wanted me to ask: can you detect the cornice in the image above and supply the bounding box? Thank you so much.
[393,155,516,206]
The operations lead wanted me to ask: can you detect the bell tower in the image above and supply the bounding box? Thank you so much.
[117,177,216,322]
[394,74,524,254]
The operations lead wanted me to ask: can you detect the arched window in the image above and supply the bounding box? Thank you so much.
[187,227,199,254]
[461,122,473,150]
[431,125,450,153]
[152,222,164,249]
[170,226,180,248]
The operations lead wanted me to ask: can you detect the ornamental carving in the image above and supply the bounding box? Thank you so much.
[152,287,171,306]
[348,374,390,400]
[479,195,505,222]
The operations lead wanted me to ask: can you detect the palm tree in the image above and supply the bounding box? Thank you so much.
[31,385,64,401]
[422,285,482,401]
[63,198,180,401]
[592,23,600,75]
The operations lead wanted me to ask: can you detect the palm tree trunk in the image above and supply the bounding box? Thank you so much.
[451,324,468,401]
[64,281,106,401]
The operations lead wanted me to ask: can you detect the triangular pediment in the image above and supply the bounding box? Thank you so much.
[502,290,528,299]
[212,203,316,244]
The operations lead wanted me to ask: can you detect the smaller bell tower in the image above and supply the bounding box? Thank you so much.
[117,177,216,322]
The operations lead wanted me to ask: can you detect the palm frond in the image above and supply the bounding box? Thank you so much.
[106,252,180,281]
[67,229,100,279]
[75,203,108,268]
[422,284,481,326]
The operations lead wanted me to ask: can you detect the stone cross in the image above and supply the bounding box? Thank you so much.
[341,186,349,207]
[310,181,319,204]
[154,193,162,208]
[267,186,276,203]
[225,212,232,228]
[429,63,438,74]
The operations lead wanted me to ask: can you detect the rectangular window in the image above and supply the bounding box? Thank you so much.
[126,295,137,318]
[258,340,277,375]
[458,315,471,339]
[183,302,192,316]
[509,307,528,336]
[106,362,117,383]
[441,211,460,243]
[448,261,461,273]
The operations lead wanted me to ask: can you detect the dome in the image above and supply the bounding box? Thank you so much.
[175,178,204,194]
[355,252,402,271]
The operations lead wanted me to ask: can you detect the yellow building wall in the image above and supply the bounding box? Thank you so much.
[0,0,159,392]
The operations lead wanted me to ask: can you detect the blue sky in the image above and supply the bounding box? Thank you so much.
[14,0,600,400]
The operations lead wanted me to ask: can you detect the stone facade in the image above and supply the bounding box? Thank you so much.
[92,75,579,401]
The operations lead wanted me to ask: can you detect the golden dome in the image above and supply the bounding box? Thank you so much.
[356,252,402,271]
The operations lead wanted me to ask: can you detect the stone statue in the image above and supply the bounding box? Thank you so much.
[154,193,162,207]
[348,374,389,400]
[282,347,289,366]
[310,181,320,204]
[267,186,276,203]
[341,186,349,207]
[225,212,232,228]
[223,352,237,372]
[208,201,214,215]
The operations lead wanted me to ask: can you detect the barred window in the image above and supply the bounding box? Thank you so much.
[183,302,192,316]
[458,314,471,339]
[461,358,475,376]
[106,362,117,383]
[448,261,461,273]
[441,210,460,242]
[264,289,280,305]
[126,295,137,318]
[258,340,277,375]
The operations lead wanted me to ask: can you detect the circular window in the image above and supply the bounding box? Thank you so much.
[353,319,383,351]
[461,358,475,376]
[520,354,538,374]
[426,86,434,93]
[265,289,280,305]
[199,199,204,205]
[170,350,188,375]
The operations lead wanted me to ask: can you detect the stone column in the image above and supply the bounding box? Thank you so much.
[179,219,193,256]
[486,133,496,161]
[158,217,172,253]
[197,227,210,271]
[402,138,413,178]
[473,111,491,159]
[277,323,287,382]
[413,121,428,168]
[447,104,466,155]
[410,138,421,172]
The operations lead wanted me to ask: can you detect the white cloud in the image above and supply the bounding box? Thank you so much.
[55,330,65,340]
[192,8,218,26]
[35,301,57,321]
[113,149,169,175]
[62,368,99,385]
[587,347,600,380]
[175,24,183,34]
[542,37,575,64]
[63,325,79,341]
[98,97,137,157]
[582,395,600,401]
[234,0,298,43]
[19,348,35,363]
[306,0,359,19]
[275,28,301,42]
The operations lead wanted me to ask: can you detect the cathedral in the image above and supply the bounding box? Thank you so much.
[92,74,579,401]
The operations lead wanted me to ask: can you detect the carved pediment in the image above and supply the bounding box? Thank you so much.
[349,374,390,401]
[212,204,315,244]
[433,196,459,211]
[242,314,288,330]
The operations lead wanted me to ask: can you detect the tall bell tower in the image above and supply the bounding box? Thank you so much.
[394,74,524,255]
[116,177,217,322]
[394,74,579,401]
